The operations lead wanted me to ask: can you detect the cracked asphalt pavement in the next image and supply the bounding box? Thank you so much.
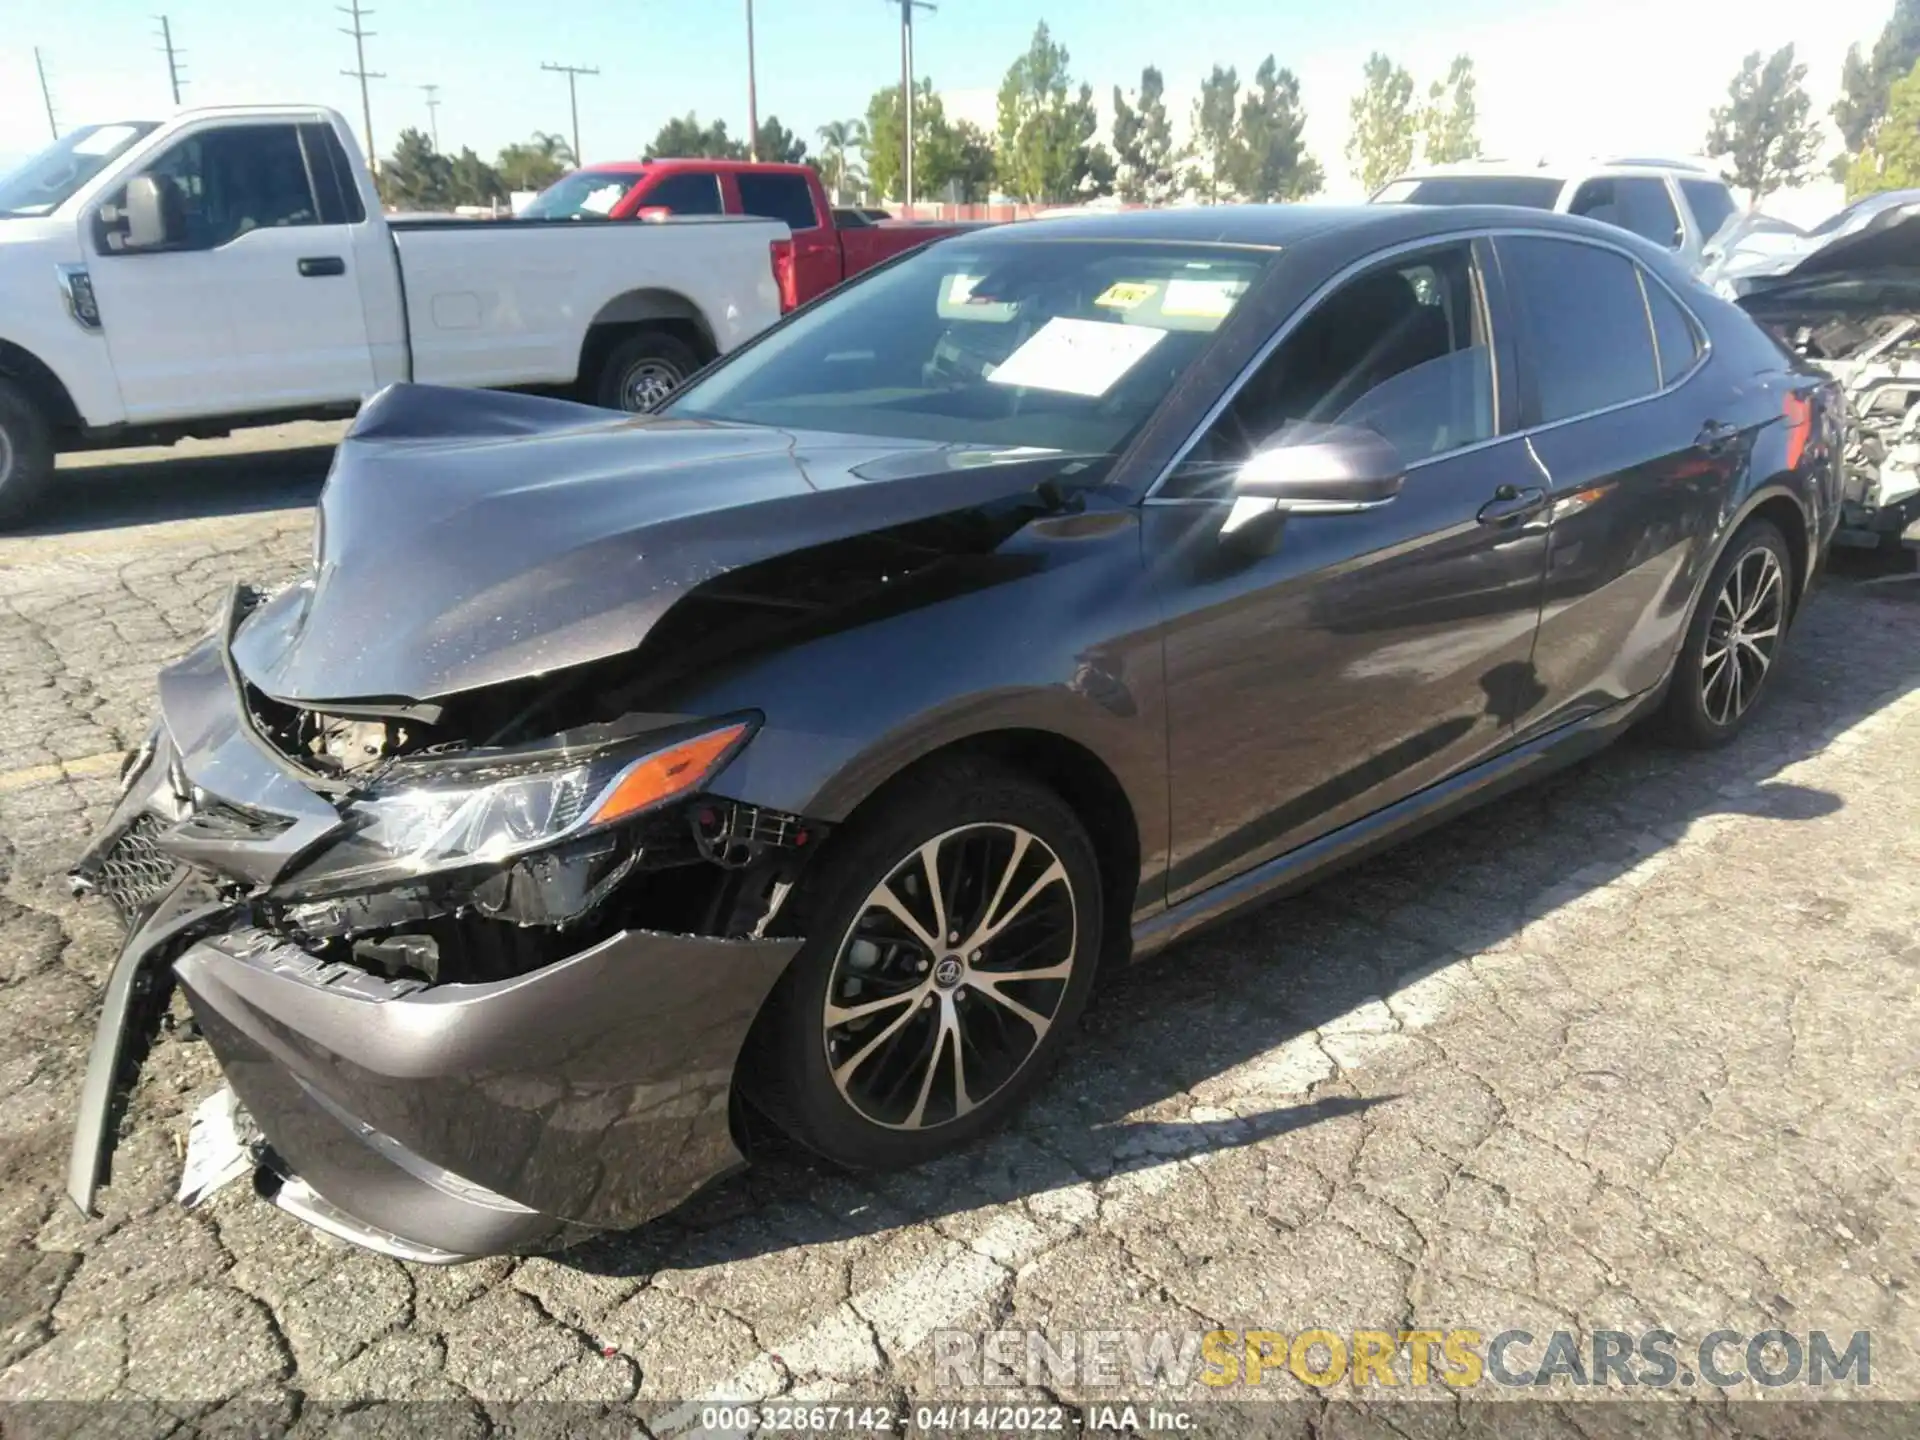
[0,430,1916,1435]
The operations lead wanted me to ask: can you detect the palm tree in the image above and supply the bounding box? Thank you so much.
[494,129,577,191]
[531,130,576,169]
[816,118,868,203]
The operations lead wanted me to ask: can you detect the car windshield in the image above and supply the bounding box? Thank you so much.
[0,123,160,218]
[1374,176,1565,208]
[666,239,1273,453]
[520,170,645,220]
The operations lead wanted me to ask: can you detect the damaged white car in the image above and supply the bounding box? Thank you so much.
[1704,191,1920,549]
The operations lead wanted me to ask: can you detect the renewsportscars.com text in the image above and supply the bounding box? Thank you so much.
[932,1327,1872,1390]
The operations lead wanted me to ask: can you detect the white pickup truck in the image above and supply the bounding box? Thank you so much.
[0,104,792,522]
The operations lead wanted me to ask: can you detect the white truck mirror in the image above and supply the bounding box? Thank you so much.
[119,175,184,250]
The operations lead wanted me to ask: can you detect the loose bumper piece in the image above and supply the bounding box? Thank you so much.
[172,924,800,1257]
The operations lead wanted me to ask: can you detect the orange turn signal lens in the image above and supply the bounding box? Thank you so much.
[586,724,750,826]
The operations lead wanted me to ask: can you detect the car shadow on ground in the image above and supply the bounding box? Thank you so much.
[561,577,1912,1281]
[26,442,338,538]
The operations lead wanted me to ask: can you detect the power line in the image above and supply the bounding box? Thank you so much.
[34,47,59,140]
[420,82,441,149]
[887,0,936,209]
[338,0,386,170]
[155,15,186,106]
[540,62,599,166]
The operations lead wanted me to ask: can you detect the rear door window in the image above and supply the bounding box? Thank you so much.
[1496,236,1659,424]
[299,123,366,224]
[642,172,724,216]
[1680,178,1737,242]
[737,172,820,231]
[1641,272,1704,386]
[1570,177,1682,248]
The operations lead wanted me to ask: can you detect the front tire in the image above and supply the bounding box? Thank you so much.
[594,329,701,413]
[744,759,1103,1170]
[0,379,56,528]
[1661,518,1793,747]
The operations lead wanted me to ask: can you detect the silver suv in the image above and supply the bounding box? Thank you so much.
[1371,159,1738,272]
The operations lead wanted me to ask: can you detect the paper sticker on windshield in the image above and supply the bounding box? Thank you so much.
[72,125,142,157]
[580,184,624,216]
[986,318,1167,397]
[1095,281,1158,310]
[1162,278,1245,319]
[941,273,1016,322]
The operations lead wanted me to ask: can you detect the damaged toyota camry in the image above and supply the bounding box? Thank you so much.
[69,205,1842,1261]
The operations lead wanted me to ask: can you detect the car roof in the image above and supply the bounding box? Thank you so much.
[1391,157,1718,183]
[964,204,1384,247]
[949,202,1637,250]
[577,159,812,176]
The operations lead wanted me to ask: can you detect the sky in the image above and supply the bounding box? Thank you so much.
[0,0,1900,215]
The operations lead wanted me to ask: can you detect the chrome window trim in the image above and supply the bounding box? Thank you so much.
[1143,224,1714,503]
[1636,261,1711,392]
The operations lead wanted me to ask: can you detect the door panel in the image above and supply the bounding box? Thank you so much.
[87,120,375,422]
[1524,401,1735,728]
[216,223,376,410]
[1150,438,1551,901]
[1493,234,1744,731]
[87,250,238,422]
[732,170,840,298]
[1150,238,1550,903]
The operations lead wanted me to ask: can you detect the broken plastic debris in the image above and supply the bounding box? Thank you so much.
[178,1086,252,1208]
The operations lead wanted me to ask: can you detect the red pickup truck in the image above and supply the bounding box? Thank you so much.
[521,160,982,309]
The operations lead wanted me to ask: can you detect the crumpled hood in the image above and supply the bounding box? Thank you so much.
[232,384,1081,704]
[1703,192,1920,298]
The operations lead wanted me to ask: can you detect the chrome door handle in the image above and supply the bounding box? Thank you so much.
[1476,484,1548,524]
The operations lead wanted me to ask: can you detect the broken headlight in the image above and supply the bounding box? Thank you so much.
[286,720,753,894]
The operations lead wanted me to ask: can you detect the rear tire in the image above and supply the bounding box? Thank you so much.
[0,380,56,528]
[594,330,701,413]
[743,759,1103,1170]
[1660,518,1793,748]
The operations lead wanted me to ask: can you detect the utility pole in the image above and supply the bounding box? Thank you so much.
[155,16,185,106]
[891,0,935,212]
[745,0,759,161]
[34,48,59,140]
[540,62,599,166]
[420,83,441,149]
[338,0,385,171]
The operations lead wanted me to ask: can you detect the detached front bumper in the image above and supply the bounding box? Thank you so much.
[68,622,804,1261]
[174,924,798,1260]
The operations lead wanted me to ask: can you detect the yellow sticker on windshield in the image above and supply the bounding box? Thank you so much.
[1095,281,1158,310]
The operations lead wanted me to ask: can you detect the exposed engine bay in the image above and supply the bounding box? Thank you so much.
[1753,308,1920,540]
[1706,192,1920,546]
[234,685,829,995]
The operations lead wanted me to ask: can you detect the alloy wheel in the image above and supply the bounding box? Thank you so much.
[822,823,1079,1131]
[619,359,683,412]
[1701,544,1784,727]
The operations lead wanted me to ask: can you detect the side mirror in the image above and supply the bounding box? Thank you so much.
[1223,423,1406,538]
[117,175,184,250]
